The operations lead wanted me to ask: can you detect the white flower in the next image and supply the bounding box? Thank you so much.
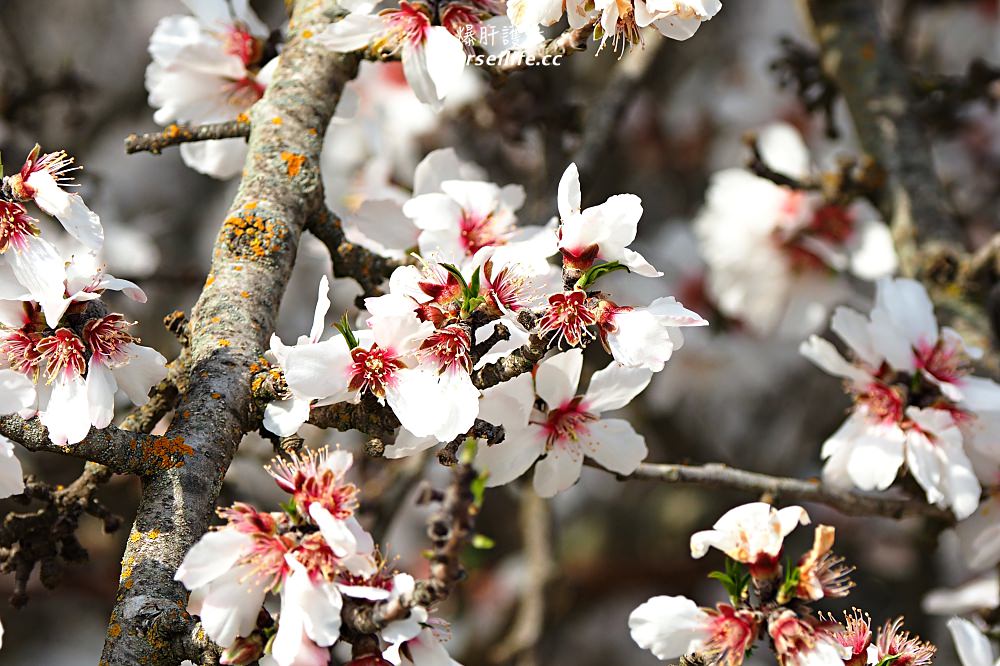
[597,296,708,372]
[924,573,1000,616]
[275,289,479,441]
[7,146,103,252]
[383,615,462,666]
[507,0,592,32]
[474,349,652,497]
[557,163,661,278]
[695,122,897,337]
[176,528,270,647]
[594,0,722,52]
[145,0,273,178]
[629,595,757,663]
[690,502,809,574]
[801,277,999,518]
[0,369,36,419]
[769,610,851,666]
[319,1,467,108]
[947,617,1000,666]
[954,496,1000,572]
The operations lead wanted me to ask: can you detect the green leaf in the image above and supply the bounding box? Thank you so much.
[876,655,902,666]
[574,261,630,289]
[334,313,359,350]
[440,263,470,292]
[468,266,481,297]
[471,534,495,549]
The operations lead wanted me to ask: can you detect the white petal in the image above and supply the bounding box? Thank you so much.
[282,555,343,647]
[175,528,253,590]
[799,335,872,387]
[8,237,68,328]
[830,306,881,367]
[388,369,479,441]
[113,344,169,406]
[478,371,534,431]
[40,377,91,445]
[263,397,311,437]
[476,425,546,487]
[535,349,583,409]
[317,12,384,52]
[873,277,939,350]
[86,361,118,429]
[628,595,710,661]
[532,446,583,497]
[383,428,438,459]
[846,428,906,491]
[0,370,36,416]
[194,564,268,648]
[557,163,582,220]
[947,617,997,666]
[179,139,248,179]
[27,171,103,250]
[585,418,647,475]
[847,214,898,280]
[282,336,354,401]
[584,361,652,415]
[422,27,467,103]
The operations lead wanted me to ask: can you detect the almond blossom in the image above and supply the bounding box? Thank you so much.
[628,595,757,664]
[768,611,850,666]
[4,145,103,251]
[319,1,468,108]
[695,123,897,337]
[473,349,652,496]
[506,0,591,33]
[0,263,166,445]
[275,289,478,442]
[145,0,274,178]
[557,163,661,278]
[595,0,723,51]
[596,296,708,371]
[0,438,25,499]
[0,201,67,329]
[176,449,378,657]
[689,502,809,577]
[801,277,1000,518]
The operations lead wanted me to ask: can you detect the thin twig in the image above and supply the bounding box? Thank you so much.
[598,461,953,522]
[124,119,251,155]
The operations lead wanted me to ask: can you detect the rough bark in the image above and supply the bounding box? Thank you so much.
[99,2,360,662]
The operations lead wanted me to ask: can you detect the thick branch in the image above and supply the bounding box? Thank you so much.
[101,3,361,662]
[471,332,549,390]
[608,461,953,522]
[124,119,251,155]
[0,415,190,476]
[801,0,964,277]
[306,207,404,297]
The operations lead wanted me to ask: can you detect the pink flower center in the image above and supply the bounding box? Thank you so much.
[776,194,855,272]
[419,325,472,375]
[459,210,506,256]
[226,76,265,109]
[224,25,262,67]
[538,291,597,347]
[83,314,136,366]
[293,533,346,583]
[0,330,42,377]
[266,449,360,519]
[858,381,905,425]
[381,1,432,48]
[484,260,531,313]
[349,344,405,398]
[541,398,595,450]
[0,202,40,253]
[705,606,757,665]
[36,328,86,382]
[916,338,969,384]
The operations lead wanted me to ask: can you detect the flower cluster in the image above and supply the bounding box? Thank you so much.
[265,153,706,495]
[146,0,276,177]
[695,123,897,337]
[629,502,935,666]
[508,0,723,50]
[0,147,166,445]
[176,447,457,666]
[802,277,1000,519]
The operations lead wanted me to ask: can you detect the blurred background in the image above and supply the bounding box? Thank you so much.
[1,0,997,663]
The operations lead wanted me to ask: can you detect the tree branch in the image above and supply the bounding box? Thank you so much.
[100,1,361,661]
[306,207,405,297]
[603,461,953,522]
[800,0,964,279]
[124,119,251,155]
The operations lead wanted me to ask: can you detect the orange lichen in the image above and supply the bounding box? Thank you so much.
[211,392,222,399]
[280,151,306,177]
[307,128,318,136]
[211,316,221,324]
[131,436,194,470]
[302,29,314,38]
[205,274,215,287]
[218,339,231,347]
[108,624,122,639]
[240,290,250,298]
[182,410,191,419]
[272,116,283,125]
[165,124,181,139]
[221,212,288,260]
[236,112,250,123]
[244,201,258,210]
